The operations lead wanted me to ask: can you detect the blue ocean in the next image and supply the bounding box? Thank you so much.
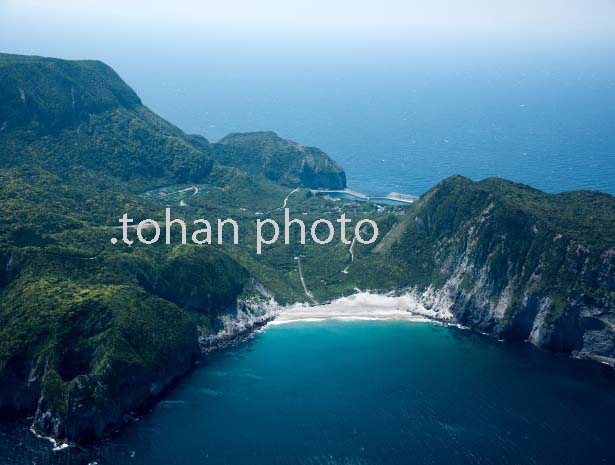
[113,43,615,196]
[3,322,615,465]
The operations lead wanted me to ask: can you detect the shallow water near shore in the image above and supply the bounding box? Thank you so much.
[2,321,615,465]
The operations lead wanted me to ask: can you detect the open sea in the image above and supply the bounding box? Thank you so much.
[3,321,615,465]
[113,44,615,197]
[1,39,614,465]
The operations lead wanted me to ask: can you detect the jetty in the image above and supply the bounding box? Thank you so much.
[311,188,417,205]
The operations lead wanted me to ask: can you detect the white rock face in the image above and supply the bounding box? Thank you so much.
[528,297,553,346]
[200,297,282,349]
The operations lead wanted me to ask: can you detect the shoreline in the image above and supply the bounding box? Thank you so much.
[25,289,613,452]
[270,292,436,326]
[202,292,444,352]
[268,315,431,325]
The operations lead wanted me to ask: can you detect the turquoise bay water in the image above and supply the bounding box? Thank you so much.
[5,321,615,465]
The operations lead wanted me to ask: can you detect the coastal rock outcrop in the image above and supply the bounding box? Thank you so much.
[213,131,347,190]
[374,175,615,364]
[200,296,281,351]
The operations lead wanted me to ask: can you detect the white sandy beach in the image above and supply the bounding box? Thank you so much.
[270,292,436,325]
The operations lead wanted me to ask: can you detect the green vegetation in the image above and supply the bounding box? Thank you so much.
[214,131,347,189]
[1,52,614,443]
[0,53,379,442]
[368,175,615,349]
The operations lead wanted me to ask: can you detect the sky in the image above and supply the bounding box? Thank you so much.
[1,0,615,42]
[2,0,614,75]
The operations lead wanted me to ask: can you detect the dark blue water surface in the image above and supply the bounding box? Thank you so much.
[111,44,615,197]
[3,321,615,465]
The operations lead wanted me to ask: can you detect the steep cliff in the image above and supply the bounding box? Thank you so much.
[371,175,615,363]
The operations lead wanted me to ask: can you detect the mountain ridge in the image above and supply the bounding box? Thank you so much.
[1,53,614,445]
[359,175,615,359]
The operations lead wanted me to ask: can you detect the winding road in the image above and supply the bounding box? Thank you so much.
[282,188,299,209]
[296,255,317,305]
[341,237,356,274]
